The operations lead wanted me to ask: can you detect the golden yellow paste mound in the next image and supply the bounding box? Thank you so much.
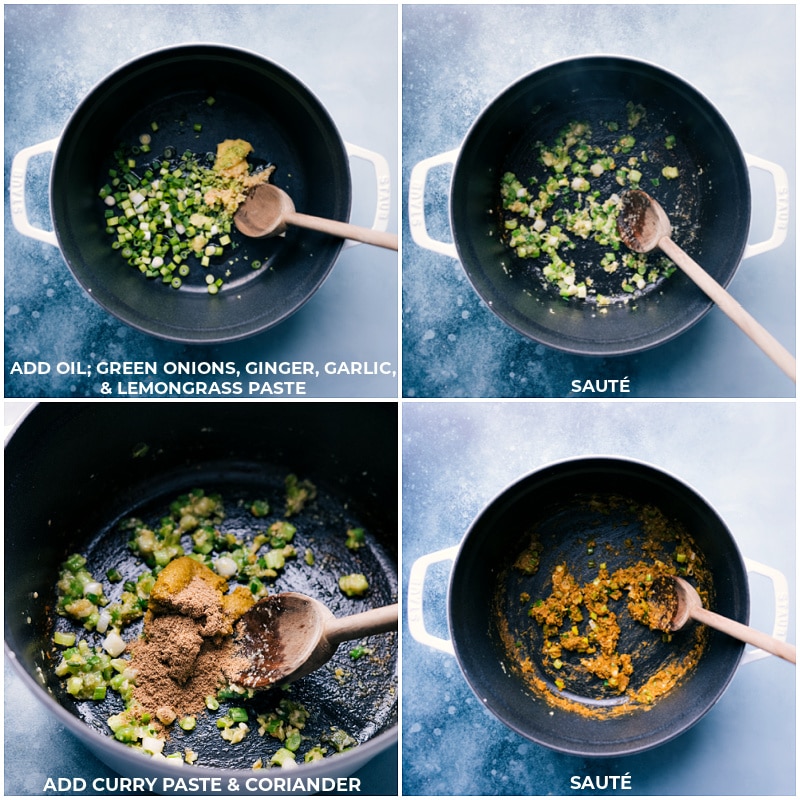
[151,555,227,599]
[213,138,255,178]
[148,556,254,638]
[203,139,276,214]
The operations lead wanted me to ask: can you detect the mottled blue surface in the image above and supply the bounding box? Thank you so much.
[402,4,796,398]
[402,401,795,795]
[4,4,398,399]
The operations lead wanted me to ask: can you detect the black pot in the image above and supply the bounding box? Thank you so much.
[5,402,398,789]
[418,56,760,356]
[446,458,748,757]
[26,44,356,343]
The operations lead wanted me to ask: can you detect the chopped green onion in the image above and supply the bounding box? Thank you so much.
[53,631,76,647]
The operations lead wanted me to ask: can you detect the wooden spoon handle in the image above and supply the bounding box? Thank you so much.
[659,237,796,382]
[325,603,399,645]
[287,211,398,251]
[691,606,796,663]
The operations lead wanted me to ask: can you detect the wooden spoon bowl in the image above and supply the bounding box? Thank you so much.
[234,183,398,250]
[229,592,398,690]
[651,575,795,664]
[617,189,795,382]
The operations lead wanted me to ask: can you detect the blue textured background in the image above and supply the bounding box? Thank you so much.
[4,4,398,399]
[402,4,796,398]
[402,400,795,795]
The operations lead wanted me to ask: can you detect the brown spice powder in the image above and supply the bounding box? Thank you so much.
[129,571,249,719]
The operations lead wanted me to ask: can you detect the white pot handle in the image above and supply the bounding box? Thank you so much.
[407,550,790,666]
[739,556,792,665]
[408,149,459,259]
[742,153,789,260]
[344,142,392,249]
[407,545,458,655]
[9,137,59,247]
[9,138,393,252]
[407,150,788,263]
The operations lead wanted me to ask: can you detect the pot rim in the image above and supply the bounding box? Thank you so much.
[454,452,741,533]
[49,39,344,194]
[48,42,351,344]
[4,641,397,783]
[448,53,750,357]
[446,454,748,757]
[452,50,749,205]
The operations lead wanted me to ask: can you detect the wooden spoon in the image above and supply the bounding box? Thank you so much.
[229,592,398,690]
[654,575,795,664]
[617,189,795,382]
[234,183,398,250]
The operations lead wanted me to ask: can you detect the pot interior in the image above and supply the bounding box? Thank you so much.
[51,45,351,343]
[5,402,397,772]
[451,57,751,355]
[448,458,747,757]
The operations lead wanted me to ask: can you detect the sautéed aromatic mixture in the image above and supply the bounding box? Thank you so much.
[499,102,698,306]
[51,477,387,767]
[99,109,274,294]
[495,494,712,718]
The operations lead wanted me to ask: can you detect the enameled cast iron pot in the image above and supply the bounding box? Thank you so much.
[5,402,398,792]
[409,56,788,356]
[408,457,788,757]
[10,44,391,344]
